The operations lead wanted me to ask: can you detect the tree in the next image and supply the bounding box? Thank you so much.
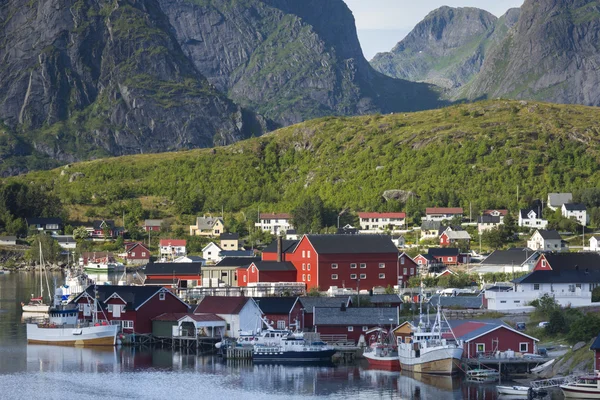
[307,287,321,297]
[502,213,516,236]
[291,195,325,234]
[27,234,61,264]
[73,226,89,240]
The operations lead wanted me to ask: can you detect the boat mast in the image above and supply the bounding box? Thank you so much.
[39,241,43,300]
[418,281,424,329]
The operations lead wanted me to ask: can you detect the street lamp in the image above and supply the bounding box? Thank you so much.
[300,307,305,331]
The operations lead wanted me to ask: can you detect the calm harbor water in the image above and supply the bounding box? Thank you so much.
[0,272,561,399]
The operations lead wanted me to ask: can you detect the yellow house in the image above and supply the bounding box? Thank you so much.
[392,321,415,344]
[220,233,240,250]
[190,216,225,237]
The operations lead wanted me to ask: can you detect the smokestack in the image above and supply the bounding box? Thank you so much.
[277,235,283,262]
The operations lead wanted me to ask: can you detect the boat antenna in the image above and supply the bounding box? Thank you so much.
[418,281,424,328]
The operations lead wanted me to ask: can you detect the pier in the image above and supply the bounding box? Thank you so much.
[464,356,553,376]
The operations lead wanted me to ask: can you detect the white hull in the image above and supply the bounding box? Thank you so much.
[497,386,531,395]
[22,304,50,313]
[84,264,114,272]
[561,384,600,399]
[27,323,118,346]
[398,345,463,374]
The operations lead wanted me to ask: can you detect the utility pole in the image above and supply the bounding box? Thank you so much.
[470,202,472,223]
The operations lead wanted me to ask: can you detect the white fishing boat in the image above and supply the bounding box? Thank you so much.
[253,336,336,363]
[397,285,463,374]
[25,286,119,346]
[497,385,531,395]
[84,258,116,272]
[21,242,50,313]
[561,374,600,399]
[363,327,399,370]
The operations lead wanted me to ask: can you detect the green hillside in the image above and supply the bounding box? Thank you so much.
[9,100,600,226]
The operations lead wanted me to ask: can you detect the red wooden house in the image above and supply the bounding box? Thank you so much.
[439,229,471,247]
[143,262,202,291]
[298,296,352,330]
[313,306,399,343]
[124,242,151,265]
[532,252,600,272]
[237,261,297,287]
[591,334,600,370]
[261,239,298,262]
[253,296,303,330]
[71,285,190,334]
[90,219,118,239]
[143,219,163,232]
[398,252,418,287]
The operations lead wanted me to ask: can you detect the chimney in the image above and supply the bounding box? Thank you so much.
[277,235,283,262]
[340,302,346,311]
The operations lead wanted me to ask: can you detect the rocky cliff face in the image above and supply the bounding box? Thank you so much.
[370,7,498,89]
[463,0,600,105]
[0,0,440,174]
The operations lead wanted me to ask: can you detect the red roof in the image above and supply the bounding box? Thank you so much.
[194,296,251,315]
[426,207,463,214]
[483,209,509,216]
[259,213,291,220]
[159,239,187,247]
[357,212,406,219]
[152,312,224,322]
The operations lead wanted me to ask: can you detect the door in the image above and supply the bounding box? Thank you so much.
[83,304,91,317]
[113,305,121,317]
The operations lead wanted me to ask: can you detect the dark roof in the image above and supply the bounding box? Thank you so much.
[253,297,298,314]
[92,219,115,230]
[299,296,351,311]
[515,269,600,284]
[220,233,239,240]
[152,313,224,322]
[543,253,600,271]
[481,248,535,266]
[563,203,586,211]
[478,215,501,224]
[144,262,201,276]
[144,278,180,285]
[194,296,253,314]
[428,248,460,257]
[220,250,254,257]
[356,294,403,305]
[306,235,398,254]
[54,236,76,243]
[520,208,541,219]
[429,294,483,309]
[421,220,442,230]
[26,217,62,226]
[537,230,562,240]
[250,261,296,271]
[263,240,299,254]
[591,333,600,350]
[211,256,261,268]
[313,307,398,326]
[72,285,187,311]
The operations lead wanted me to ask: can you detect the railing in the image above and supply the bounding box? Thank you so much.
[320,334,355,347]
[530,375,577,389]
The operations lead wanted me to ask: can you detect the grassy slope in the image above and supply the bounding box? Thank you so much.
[10,100,600,219]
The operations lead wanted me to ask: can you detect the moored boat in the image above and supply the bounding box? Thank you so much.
[21,242,50,313]
[253,337,336,363]
[363,327,400,370]
[560,374,600,399]
[496,385,531,395]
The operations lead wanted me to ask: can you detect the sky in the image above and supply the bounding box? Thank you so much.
[343,0,525,60]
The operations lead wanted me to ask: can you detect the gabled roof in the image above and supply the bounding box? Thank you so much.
[447,320,539,343]
[159,239,187,247]
[92,219,114,230]
[478,215,501,224]
[548,193,573,207]
[563,203,587,211]
[26,217,62,226]
[72,285,189,311]
[535,230,562,240]
[212,256,261,268]
[194,296,255,315]
[541,252,600,271]
[259,213,291,220]
[357,212,406,219]
[591,333,600,350]
[253,297,298,314]
[305,235,398,254]
[421,220,442,230]
[298,296,351,311]
[144,219,163,227]
[520,208,541,219]
[174,255,204,263]
[481,248,535,266]
[202,242,222,252]
[426,207,463,214]
[428,294,482,309]
[355,294,402,305]
[126,242,150,253]
[483,209,508,216]
[0,236,16,241]
[144,262,201,276]
[220,233,239,240]
[220,250,254,257]
[313,307,399,326]
[443,231,471,240]
[428,248,460,257]
[195,216,223,230]
[516,269,600,284]
[54,235,75,243]
[248,261,296,272]
[262,240,299,254]
[152,312,224,323]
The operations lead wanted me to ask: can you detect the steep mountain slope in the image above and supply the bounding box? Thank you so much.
[463,0,600,105]
[15,100,600,220]
[0,0,441,175]
[159,0,441,126]
[370,7,498,89]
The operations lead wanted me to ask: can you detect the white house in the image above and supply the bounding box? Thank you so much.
[548,193,573,211]
[562,203,588,226]
[53,235,77,250]
[472,248,539,275]
[194,296,263,337]
[527,230,566,252]
[202,242,223,264]
[0,236,17,246]
[358,212,406,232]
[477,215,503,234]
[391,235,406,248]
[173,255,205,265]
[424,207,463,222]
[255,213,293,235]
[518,208,548,229]
[159,239,187,258]
[589,236,600,252]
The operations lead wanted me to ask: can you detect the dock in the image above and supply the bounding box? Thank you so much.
[464,356,554,376]
[530,375,577,389]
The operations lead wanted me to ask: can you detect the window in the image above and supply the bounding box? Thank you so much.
[379,263,385,269]
[107,304,113,313]
[243,275,247,283]
[569,284,575,292]
[476,343,485,353]
[360,263,366,269]
[448,257,453,262]
[142,252,146,257]
[307,264,311,271]
[302,250,306,258]
[277,320,286,330]
[403,268,407,275]
[347,326,354,332]
[410,268,414,275]
[350,263,357,269]
[226,323,231,331]
[514,300,520,303]
[302,274,306,282]
[379,273,385,279]
[131,252,135,257]
[331,263,338,269]
[122,320,134,329]
[78,303,84,311]
[360,274,366,279]
[159,292,166,301]
[302,263,306,271]
[307,251,311,258]
[332,274,338,280]
[362,326,368,332]
[533,284,540,290]
[417,259,422,265]
[350,274,357,280]
[520,343,528,353]
[541,260,547,268]
[308,275,311,282]
[500,300,507,303]
[400,257,405,265]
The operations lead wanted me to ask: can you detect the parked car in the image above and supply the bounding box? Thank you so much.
[538,321,549,328]
[515,322,526,331]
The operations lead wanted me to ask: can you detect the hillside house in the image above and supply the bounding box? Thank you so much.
[202,242,223,263]
[255,213,293,235]
[220,233,240,251]
[189,216,224,237]
[589,236,600,252]
[440,229,471,247]
[124,242,151,264]
[527,230,567,252]
[424,208,463,222]
[53,235,76,250]
[562,203,588,226]
[518,209,548,229]
[89,220,118,239]
[358,212,406,232]
[143,219,163,232]
[237,261,298,287]
[420,220,442,240]
[477,215,503,234]
[591,334,600,370]
[472,248,539,275]
[26,217,63,235]
[0,236,16,246]
[159,239,186,259]
[482,209,508,220]
[548,193,573,211]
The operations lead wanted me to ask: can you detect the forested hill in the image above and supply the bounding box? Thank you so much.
[10,100,600,225]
